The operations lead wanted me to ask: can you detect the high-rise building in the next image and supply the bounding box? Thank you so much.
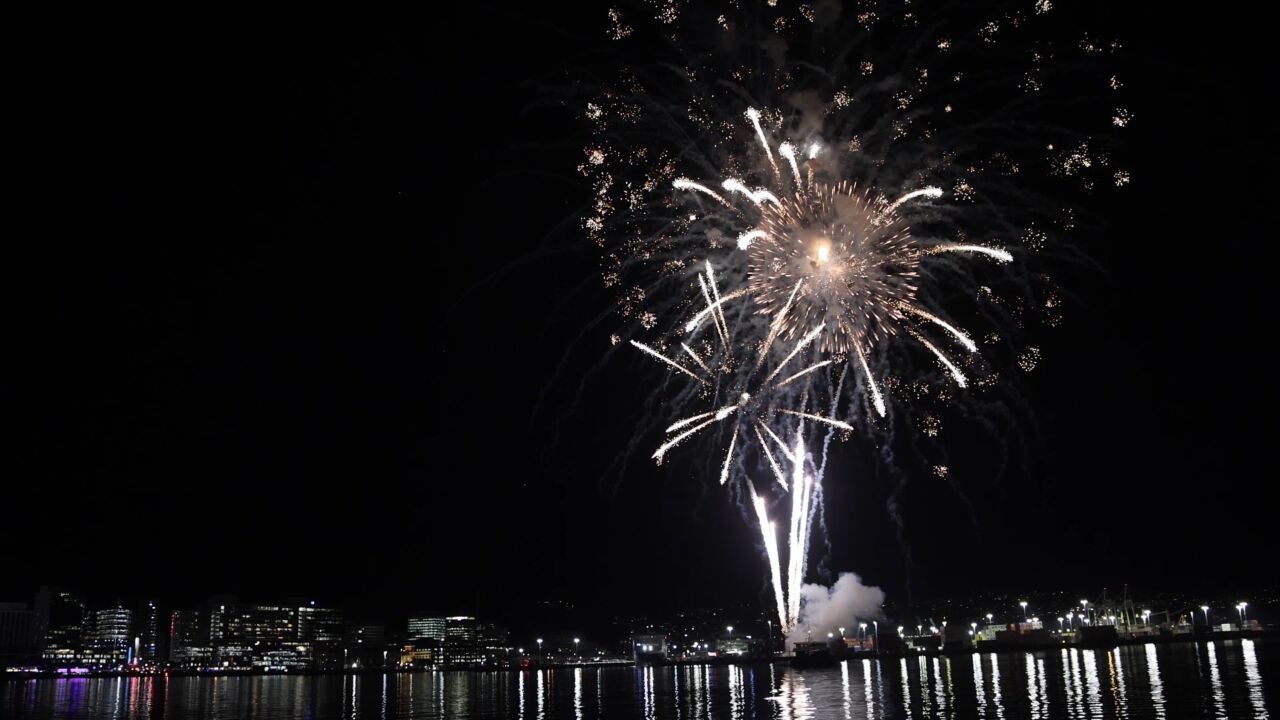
[297,602,343,669]
[407,617,447,643]
[298,603,342,643]
[207,595,237,646]
[92,608,132,654]
[168,610,212,666]
[227,605,297,643]
[445,616,477,645]
[34,587,86,654]
[134,601,161,662]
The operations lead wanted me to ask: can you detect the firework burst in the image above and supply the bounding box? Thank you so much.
[585,0,1126,641]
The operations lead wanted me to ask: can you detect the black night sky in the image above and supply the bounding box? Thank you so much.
[2,5,1270,629]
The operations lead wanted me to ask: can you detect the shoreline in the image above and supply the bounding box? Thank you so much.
[3,630,1273,680]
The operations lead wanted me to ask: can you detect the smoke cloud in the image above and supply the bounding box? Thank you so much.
[787,572,885,645]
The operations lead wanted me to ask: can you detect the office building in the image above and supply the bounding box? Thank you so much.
[445,616,477,645]
[227,605,297,643]
[134,601,160,662]
[0,603,40,659]
[92,607,132,654]
[35,587,86,654]
[168,609,212,666]
[407,616,446,643]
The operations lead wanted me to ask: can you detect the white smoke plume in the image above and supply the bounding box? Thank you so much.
[786,572,885,646]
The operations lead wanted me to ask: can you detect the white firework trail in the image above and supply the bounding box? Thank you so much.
[745,107,779,177]
[719,425,740,485]
[680,343,713,375]
[912,332,968,388]
[903,307,978,353]
[931,244,1014,263]
[651,415,721,464]
[696,273,730,348]
[779,410,855,432]
[665,410,717,434]
[757,421,796,463]
[672,177,731,206]
[684,288,748,332]
[703,261,732,349]
[776,360,833,388]
[629,340,707,385]
[736,229,768,250]
[722,179,781,206]
[786,436,810,629]
[778,142,803,185]
[854,345,887,417]
[885,186,944,214]
[749,479,788,635]
[754,425,789,490]
[764,324,827,384]
[755,279,804,371]
[653,400,742,463]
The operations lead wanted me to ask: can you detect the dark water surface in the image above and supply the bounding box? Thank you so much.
[3,640,1274,718]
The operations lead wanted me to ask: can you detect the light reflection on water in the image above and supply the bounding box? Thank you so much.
[1,639,1273,719]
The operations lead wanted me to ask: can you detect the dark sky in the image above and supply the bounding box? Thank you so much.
[2,5,1270,628]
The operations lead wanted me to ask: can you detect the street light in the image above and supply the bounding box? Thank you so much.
[574,638,580,660]
[1239,602,1249,625]
[1020,601,1028,620]
[859,622,867,640]
[1057,617,1064,632]
[536,638,543,663]
[1200,606,1210,626]
[726,625,734,636]
[986,613,993,625]
[838,627,845,638]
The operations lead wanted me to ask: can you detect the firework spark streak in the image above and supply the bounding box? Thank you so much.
[749,479,787,632]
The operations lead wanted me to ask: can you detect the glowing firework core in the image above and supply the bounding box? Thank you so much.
[748,181,920,354]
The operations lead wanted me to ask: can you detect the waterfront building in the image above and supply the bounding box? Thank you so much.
[34,587,86,656]
[399,642,439,668]
[298,603,343,643]
[134,601,161,662]
[632,634,668,663]
[0,603,40,660]
[445,616,477,644]
[169,609,212,666]
[227,605,297,643]
[407,616,447,643]
[298,602,343,669]
[92,607,132,658]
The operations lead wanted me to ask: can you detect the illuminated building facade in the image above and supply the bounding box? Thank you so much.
[168,609,212,666]
[407,616,446,643]
[444,616,477,644]
[298,602,343,669]
[135,601,160,662]
[35,587,86,657]
[92,607,132,662]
